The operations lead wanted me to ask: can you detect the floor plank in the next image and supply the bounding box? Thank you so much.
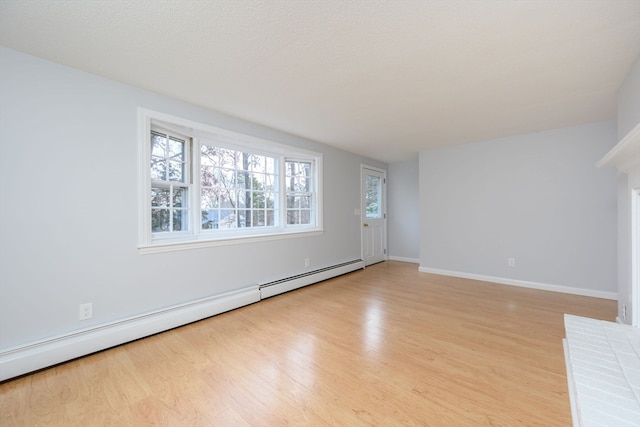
[0,261,616,426]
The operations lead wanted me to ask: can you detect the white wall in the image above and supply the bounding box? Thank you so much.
[615,55,640,323]
[419,121,618,297]
[0,48,385,356]
[387,156,419,262]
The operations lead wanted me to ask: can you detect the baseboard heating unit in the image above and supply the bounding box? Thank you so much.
[259,259,364,299]
[0,259,365,381]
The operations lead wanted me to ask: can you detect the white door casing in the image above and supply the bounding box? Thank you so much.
[632,187,639,327]
[361,165,387,266]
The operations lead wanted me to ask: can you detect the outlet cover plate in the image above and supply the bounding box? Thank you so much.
[79,303,93,320]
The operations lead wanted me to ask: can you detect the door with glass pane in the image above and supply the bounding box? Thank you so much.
[362,166,387,266]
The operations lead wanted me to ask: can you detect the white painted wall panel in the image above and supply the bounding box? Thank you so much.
[419,122,618,294]
[388,156,419,262]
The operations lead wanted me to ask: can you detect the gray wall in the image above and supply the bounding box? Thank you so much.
[617,56,640,141]
[615,54,640,323]
[419,121,618,294]
[387,156,419,261]
[0,47,385,351]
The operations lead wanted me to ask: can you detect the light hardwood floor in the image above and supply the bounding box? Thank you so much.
[0,261,616,426]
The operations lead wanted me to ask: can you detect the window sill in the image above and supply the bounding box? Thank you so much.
[138,229,324,254]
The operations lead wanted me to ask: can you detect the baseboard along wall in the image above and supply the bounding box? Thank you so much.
[0,260,365,382]
[418,266,618,300]
[388,256,420,264]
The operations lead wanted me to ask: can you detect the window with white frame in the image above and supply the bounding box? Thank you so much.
[150,128,191,234]
[200,145,278,231]
[286,160,314,225]
[139,109,322,252]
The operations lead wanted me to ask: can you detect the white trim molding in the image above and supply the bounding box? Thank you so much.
[388,256,419,264]
[596,122,640,174]
[139,229,324,254]
[597,121,640,326]
[418,267,618,300]
[0,286,260,381]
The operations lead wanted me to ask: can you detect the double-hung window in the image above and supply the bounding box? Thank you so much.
[150,128,191,235]
[286,160,314,225]
[139,109,323,252]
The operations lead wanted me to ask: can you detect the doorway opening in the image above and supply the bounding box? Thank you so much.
[361,165,387,266]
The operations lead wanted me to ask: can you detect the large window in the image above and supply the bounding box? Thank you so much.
[200,145,277,231]
[139,109,322,252]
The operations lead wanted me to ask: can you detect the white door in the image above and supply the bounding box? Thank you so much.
[362,166,386,266]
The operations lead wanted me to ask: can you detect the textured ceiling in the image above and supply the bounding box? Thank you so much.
[1,0,639,163]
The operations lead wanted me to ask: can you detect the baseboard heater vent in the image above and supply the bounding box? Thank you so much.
[0,260,365,381]
[260,259,364,299]
[0,285,260,382]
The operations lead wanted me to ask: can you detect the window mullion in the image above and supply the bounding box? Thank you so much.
[168,183,174,231]
[192,138,201,235]
[279,155,286,228]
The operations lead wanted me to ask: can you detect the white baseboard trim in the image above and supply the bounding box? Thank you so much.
[418,266,618,300]
[1,259,366,381]
[388,256,419,264]
[260,260,364,299]
[0,286,260,382]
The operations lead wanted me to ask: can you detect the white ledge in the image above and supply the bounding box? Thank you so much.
[597,122,640,174]
[139,229,324,254]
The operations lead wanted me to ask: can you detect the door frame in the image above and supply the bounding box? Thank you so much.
[360,164,387,265]
[632,187,639,326]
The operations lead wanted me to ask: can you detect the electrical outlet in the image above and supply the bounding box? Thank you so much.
[622,305,627,321]
[508,258,516,267]
[305,258,310,268]
[79,303,93,320]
